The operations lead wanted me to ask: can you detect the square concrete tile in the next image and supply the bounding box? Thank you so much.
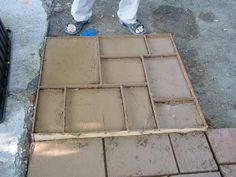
[155,103,202,129]
[146,35,176,55]
[35,89,64,133]
[27,139,105,177]
[220,165,236,177]
[207,128,236,164]
[100,36,148,55]
[170,133,218,173]
[41,37,99,85]
[171,172,221,177]
[101,58,146,84]
[144,56,191,99]
[65,88,125,132]
[105,135,178,177]
[123,87,155,130]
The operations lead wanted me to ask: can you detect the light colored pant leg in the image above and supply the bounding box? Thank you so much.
[71,0,96,22]
[117,0,140,24]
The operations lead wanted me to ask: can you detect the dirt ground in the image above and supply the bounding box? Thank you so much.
[43,0,236,128]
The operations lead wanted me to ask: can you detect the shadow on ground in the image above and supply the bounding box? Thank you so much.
[44,0,236,128]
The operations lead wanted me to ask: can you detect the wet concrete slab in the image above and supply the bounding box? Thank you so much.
[170,133,218,173]
[207,128,236,164]
[155,102,202,129]
[27,139,105,177]
[220,164,236,177]
[104,135,178,177]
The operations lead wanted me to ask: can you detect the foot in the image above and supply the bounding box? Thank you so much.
[64,20,89,35]
[119,19,146,35]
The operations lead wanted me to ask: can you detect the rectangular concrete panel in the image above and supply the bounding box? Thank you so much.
[35,89,64,133]
[155,103,202,129]
[146,35,176,55]
[65,88,125,132]
[27,139,105,177]
[171,172,221,177]
[105,135,178,177]
[170,133,218,173]
[123,87,155,130]
[144,56,191,99]
[207,128,236,164]
[41,37,99,85]
[101,58,146,84]
[100,36,148,55]
[220,164,236,177]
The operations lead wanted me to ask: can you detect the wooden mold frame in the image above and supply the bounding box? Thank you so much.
[32,34,208,141]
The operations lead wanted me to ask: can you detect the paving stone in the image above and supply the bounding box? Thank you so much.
[170,133,218,173]
[105,134,178,177]
[207,128,236,164]
[220,165,236,177]
[155,102,202,129]
[171,172,221,177]
[27,139,105,177]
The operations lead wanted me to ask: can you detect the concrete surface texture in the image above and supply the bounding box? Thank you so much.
[0,0,47,177]
[47,0,236,128]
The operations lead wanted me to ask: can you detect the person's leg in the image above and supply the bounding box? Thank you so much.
[71,0,96,22]
[117,0,145,35]
[117,0,140,24]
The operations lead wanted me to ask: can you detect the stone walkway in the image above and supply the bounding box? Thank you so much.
[27,128,236,177]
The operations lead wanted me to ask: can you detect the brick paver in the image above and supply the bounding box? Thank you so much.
[171,172,221,177]
[170,133,218,173]
[104,134,178,177]
[207,128,236,164]
[220,164,236,177]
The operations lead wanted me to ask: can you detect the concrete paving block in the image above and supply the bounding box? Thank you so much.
[171,172,221,177]
[207,128,236,164]
[100,36,148,55]
[101,58,146,84]
[41,37,99,85]
[123,87,155,130]
[155,103,202,129]
[65,88,125,132]
[170,133,218,173]
[146,36,176,55]
[27,139,105,177]
[35,89,64,133]
[105,135,178,177]
[220,165,236,177]
[144,56,191,99]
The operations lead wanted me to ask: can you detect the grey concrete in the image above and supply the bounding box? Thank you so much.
[0,0,47,177]
[48,0,236,128]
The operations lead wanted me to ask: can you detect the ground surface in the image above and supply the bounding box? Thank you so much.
[47,0,236,128]
[0,0,236,177]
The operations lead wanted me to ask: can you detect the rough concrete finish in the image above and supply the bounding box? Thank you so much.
[101,58,145,84]
[105,135,178,177]
[170,133,218,173]
[207,128,236,164]
[35,89,64,133]
[65,88,125,132]
[100,37,148,55]
[145,56,191,99]
[47,0,236,127]
[0,0,47,177]
[155,102,202,129]
[41,37,99,85]
[220,165,236,177]
[123,87,155,130]
[171,172,221,177]
[146,36,175,55]
[27,139,105,177]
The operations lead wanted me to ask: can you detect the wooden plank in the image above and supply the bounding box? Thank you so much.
[120,85,129,130]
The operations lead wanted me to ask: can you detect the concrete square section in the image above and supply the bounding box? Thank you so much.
[104,134,178,177]
[27,139,105,177]
[33,34,207,139]
[220,164,236,177]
